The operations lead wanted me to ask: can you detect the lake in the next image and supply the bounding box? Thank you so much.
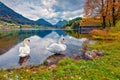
[0,29,87,69]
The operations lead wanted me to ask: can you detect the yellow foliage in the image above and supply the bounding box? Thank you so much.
[92,36,104,40]
[66,26,71,30]
[79,18,101,26]
[90,29,120,40]
[90,29,107,37]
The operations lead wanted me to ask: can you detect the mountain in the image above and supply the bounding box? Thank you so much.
[36,19,53,27]
[0,2,35,25]
[0,2,53,26]
[55,20,67,27]
[62,17,82,29]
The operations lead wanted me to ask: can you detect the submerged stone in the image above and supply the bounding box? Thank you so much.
[44,54,66,66]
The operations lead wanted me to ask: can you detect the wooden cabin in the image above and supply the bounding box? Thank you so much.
[78,20,101,34]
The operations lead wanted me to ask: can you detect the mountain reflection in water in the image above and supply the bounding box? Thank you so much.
[0,30,87,69]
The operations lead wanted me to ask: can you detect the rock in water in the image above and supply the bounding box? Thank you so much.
[44,54,66,66]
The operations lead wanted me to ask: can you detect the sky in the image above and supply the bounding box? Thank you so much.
[0,0,86,24]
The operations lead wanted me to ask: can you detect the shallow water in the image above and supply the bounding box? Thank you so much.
[0,29,87,69]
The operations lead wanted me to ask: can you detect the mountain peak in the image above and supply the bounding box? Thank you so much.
[55,20,67,27]
[0,2,35,25]
[0,2,5,6]
[36,18,52,26]
[37,18,46,21]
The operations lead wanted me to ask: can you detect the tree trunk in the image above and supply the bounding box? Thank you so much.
[109,19,111,27]
[112,0,116,26]
[101,0,106,28]
[103,16,106,28]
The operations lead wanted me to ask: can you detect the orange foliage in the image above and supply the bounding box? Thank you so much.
[84,0,119,18]
[90,29,120,40]
[79,18,101,26]
[89,29,107,37]
[84,0,120,26]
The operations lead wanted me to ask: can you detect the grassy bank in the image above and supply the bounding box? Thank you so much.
[0,40,120,80]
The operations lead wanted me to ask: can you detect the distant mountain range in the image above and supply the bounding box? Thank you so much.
[54,20,67,28]
[0,2,52,26]
[36,19,53,26]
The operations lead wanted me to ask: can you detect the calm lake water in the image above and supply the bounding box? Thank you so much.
[0,29,87,69]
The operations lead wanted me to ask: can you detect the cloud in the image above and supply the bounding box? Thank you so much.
[53,0,85,12]
[0,0,86,24]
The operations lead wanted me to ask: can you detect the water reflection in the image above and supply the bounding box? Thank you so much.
[0,30,66,55]
[18,55,30,66]
[0,30,87,69]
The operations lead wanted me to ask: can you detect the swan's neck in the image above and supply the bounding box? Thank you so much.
[58,39,62,44]
[23,42,28,47]
[58,41,61,44]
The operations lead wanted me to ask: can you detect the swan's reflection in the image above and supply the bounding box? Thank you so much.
[18,55,30,66]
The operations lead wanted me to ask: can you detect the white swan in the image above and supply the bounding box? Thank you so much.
[19,39,30,57]
[46,36,67,54]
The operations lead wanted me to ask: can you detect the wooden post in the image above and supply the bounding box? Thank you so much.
[79,26,81,34]
[78,23,81,34]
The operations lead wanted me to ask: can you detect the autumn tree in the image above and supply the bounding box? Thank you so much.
[84,0,120,27]
[112,0,120,26]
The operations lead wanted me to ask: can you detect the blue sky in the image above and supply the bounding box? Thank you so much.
[0,0,86,24]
